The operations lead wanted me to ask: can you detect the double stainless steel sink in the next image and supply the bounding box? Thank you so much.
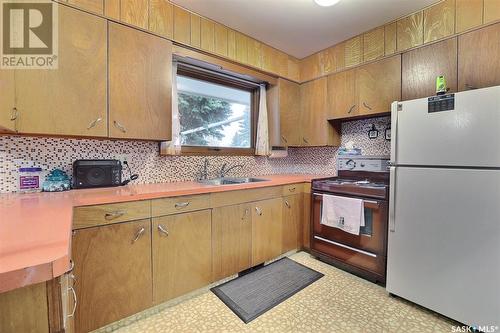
[198,177,269,186]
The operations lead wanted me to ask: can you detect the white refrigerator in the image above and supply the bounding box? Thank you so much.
[387,86,500,328]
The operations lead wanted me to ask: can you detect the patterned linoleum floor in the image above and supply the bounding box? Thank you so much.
[110,252,457,333]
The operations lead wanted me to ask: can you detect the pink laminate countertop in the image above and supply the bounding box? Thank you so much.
[0,174,328,293]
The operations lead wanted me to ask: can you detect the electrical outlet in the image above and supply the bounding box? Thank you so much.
[114,154,130,164]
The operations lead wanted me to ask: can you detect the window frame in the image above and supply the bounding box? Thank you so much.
[177,65,260,156]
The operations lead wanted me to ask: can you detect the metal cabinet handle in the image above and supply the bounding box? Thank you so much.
[363,102,372,110]
[348,104,356,114]
[174,202,190,209]
[10,107,18,121]
[241,208,250,220]
[255,207,263,216]
[132,227,145,243]
[68,286,77,318]
[158,224,169,236]
[87,117,102,130]
[113,121,127,133]
[303,137,309,144]
[104,210,125,220]
[281,135,288,144]
[288,187,296,192]
[285,200,291,208]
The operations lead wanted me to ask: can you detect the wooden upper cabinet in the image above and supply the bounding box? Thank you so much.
[212,204,252,281]
[15,5,107,137]
[278,79,301,146]
[397,11,424,51]
[109,22,172,140]
[327,69,357,120]
[201,18,216,53]
[213,22,227,56]
[345,35,363,68]
[363,27,385,62]
[152,210,212,303]
[68,0,104,14]
[252,198,283,265]
[282,194,303,253]
[423,0,455,43]
[356,55,401,116]
[149,0,174,39]
[458,23,500,91]
[120,0,148,29]
[0,70,15,132]
[456,0,483,33]
[402,38,457,101]
[173,5,191,44]
[72,219,152,333]
[484,0,500,23]
[300,77,339,146]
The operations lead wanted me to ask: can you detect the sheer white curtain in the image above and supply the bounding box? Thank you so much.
[162,61,182,155]
[255,84,271,156]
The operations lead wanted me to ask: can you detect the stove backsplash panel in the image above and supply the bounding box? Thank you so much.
[0,116,389,193]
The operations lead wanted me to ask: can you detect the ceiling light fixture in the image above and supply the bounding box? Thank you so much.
[314,0,341,6]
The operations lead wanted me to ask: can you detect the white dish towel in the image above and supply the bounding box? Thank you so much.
[321,194,365,236]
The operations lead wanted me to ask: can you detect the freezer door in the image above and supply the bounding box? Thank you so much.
[387,167,500,327]
[393,86,500,167]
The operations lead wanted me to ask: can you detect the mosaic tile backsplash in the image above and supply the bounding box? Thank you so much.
[0,116,390,193]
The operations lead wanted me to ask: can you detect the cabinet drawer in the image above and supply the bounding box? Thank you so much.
[282,183,304,196]
[73,201,151,229]
[152,194,210,217]
[211,186,282,208]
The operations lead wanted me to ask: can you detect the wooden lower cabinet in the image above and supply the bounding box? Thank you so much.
[282,194,303,253]
[152,210,212,304]
[212,204,252,281]
[0,282,49,333]
[252,198,283,265]
[72,219,152,333]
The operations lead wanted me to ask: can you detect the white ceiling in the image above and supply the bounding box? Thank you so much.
[172,0,439,59]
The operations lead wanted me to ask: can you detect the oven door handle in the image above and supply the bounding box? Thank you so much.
[312,193,380,206]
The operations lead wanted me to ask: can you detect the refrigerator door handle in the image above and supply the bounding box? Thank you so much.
[389,166,396,232]
[390,101,400,165]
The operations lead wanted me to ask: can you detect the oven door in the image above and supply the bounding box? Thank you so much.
[311,192,388,277]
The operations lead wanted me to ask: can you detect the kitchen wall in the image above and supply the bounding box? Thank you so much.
[0,117,390,193]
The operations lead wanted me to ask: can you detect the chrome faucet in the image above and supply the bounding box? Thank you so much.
[197,158,210,180]
[219,163,244,178]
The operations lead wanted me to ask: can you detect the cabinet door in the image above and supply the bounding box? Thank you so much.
[252,198,283,265]
[0,70,15,132]
[458,23,500,91]
[72,219,152,333]
[282,194,303,253]
[327,69,357,119]
[0,282,49,333]
[356,55,401,116]
[109,22,172,140]
[279,79,302,146]
[402,38,457,101]
[152,210,212,304]
[212,204,252,281]
[15,5,107,137]
[300,77,338,146]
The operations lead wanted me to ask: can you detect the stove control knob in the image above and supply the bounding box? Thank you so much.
[346,159,356,170]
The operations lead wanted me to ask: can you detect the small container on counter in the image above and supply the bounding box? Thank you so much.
[42,169,71,192]
[18,167,43,193]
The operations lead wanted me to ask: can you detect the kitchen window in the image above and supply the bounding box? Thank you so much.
[176,65,260,155]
